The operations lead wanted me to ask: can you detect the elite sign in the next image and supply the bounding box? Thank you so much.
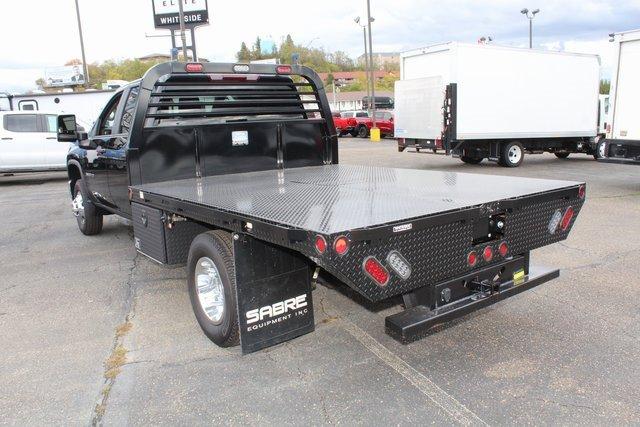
[151,0,209,29]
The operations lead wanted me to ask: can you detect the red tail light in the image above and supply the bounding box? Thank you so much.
[560,206,574,231]
[578,185,586,199]
[363,257,390,286]
[498,242,508,257]
[483,246,494,262]
[314,235,327,254]
[185,63,204,73]
[276,65,292,74]
[334,236,349,255]
[467,251,478,267]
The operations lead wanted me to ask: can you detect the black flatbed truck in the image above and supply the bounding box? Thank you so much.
[59,62,585,354]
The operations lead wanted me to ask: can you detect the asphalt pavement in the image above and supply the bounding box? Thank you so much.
[1,139,639,425]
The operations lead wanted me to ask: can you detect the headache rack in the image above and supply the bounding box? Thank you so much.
[128,62,339,186]
[133,63,332,128]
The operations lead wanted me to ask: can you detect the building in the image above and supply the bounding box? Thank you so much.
[317,71,388,87]
[357,52,400,69]
[325,90,394,112]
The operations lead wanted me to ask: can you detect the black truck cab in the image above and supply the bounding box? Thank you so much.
[58,62,585,354]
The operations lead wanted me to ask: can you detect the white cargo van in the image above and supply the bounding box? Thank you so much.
[394,43,601,166]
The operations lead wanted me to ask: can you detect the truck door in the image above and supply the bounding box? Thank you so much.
[108,85,139,216]
[0,113,46,170]
[86,92,123,208]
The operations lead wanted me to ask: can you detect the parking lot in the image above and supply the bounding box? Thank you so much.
[1,137,639,425]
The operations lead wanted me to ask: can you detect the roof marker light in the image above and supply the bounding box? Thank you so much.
[233,64,250,73]
[276,65,292,74]
[185,63,204,73]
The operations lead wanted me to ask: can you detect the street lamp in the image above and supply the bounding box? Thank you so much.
[354,16,374,112]
[520,8,540,49]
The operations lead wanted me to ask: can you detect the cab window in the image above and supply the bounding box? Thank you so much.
[119,86,140,134]
[4,114,38,132]
[44,115,58,133]
[97,93,123,136]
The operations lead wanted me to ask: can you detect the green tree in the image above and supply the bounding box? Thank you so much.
[236,42,251,62]
[252,37,262,60]
[600,79,610,94]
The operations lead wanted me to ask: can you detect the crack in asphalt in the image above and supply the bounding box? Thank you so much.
[90,252,140,426]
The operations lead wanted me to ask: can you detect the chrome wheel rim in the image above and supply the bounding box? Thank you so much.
[508,145,522,164]
[195,257,225,324]
[598,142,606,158]
[72,192,84,218]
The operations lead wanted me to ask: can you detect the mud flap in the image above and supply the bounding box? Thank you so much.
[233,233,314,354]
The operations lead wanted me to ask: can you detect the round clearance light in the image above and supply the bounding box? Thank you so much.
[314,235,327,254]
[483,246,494,262]
[363,257,390,286]
[333,236,349,255]
[560,206,575,231]
[467,251,478,267]
[185,63,204,73]
[578,185,586,199]
[498,242,508,257]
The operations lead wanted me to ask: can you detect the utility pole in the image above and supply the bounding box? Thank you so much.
[366,0,376,130]
[177,0,188,60]
[520,8,540,49]
[74,0,89,86]
[354,17,371,112]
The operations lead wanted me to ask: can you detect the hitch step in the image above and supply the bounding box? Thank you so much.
[385,266,559,343]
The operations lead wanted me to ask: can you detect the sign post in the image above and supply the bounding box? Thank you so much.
[151,0,209,61]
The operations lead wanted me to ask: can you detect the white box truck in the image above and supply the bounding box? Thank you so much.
[394,42,601,167]
[600,29,640,165]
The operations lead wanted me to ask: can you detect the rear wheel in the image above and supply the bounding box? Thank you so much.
[460,156,483,165]
[72,179,103,235]
[187,230,240,347]
[595,139,607,159]
[555,152,570,159]
[357,125,369,138]
[500,141,524,167]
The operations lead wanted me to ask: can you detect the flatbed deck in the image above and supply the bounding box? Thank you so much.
[132,164,580,234]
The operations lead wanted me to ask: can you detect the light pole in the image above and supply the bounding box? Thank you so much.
[520,8,540,49]
[366,0,377,132]
[74,0,89,86]
[354,17,372,112]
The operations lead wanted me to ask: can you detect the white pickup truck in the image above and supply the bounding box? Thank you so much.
[0,111,77,173]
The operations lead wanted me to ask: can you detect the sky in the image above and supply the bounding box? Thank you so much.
[1,0,639,93]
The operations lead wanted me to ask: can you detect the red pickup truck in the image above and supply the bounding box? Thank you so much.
[333,110,369,137]
[354,110,394,138]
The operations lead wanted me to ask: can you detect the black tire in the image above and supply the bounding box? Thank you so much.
[73,179,103,235]
[500,141,524,167]
[555,152,570,159]
[595,139,607,160]
[460,156,483,165]
[357,125,369,138]
[187,230,240,347]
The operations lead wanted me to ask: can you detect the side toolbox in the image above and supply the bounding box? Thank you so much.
[131,202,208,264]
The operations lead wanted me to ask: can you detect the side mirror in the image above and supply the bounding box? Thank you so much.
[389,117,394,122]
[57,114,78,142]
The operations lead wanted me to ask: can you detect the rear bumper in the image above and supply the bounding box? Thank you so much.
[386,259,558,342]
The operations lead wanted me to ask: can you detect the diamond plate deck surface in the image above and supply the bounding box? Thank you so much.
[133,165,580,234]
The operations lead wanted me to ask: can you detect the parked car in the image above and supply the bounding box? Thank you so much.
[0,111,76,173]
[355,110,394,138]
[334,110,369,137]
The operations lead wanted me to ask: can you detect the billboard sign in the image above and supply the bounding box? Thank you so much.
[43,65,85,87]
[152,0,209,29]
